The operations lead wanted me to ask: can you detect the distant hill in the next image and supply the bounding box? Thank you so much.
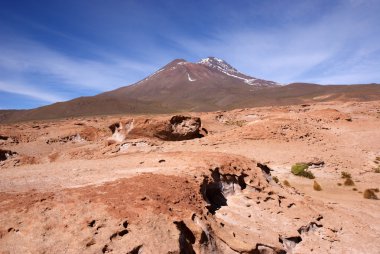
[1,57,380,123]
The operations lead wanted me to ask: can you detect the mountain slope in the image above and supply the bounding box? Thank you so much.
[106,57,278,103]
[1,57,380,123]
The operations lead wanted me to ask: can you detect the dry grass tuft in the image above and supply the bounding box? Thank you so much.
[283,180,291,187]
[363,189,378,200]
[344,178,355,186]
[313,181,322,191]
[341,171,352,179]
[224,120,246,127]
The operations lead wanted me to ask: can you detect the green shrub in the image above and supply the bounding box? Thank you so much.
[363,189,378,200]
[300,170,315,179]
[291,163,315,179]
[341,171,352,179]
[374,167,380,173]
[313,181,322,191]
[344,178,355,186]
[272,176,279,183]
[291,163,309,174]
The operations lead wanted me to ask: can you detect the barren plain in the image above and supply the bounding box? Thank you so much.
[1,100,380,253]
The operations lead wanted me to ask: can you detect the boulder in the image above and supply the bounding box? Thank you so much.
[107,116,206,143]
[154,115,204,141]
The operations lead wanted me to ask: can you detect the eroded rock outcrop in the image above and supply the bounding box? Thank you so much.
[108,115,206,143]
[0,152,333,253]
[154,115,205,141]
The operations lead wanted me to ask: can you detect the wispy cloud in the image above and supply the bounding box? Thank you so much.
[173,1,380,84]
[0,38,158,91]
[0,35,165,108]
[0,80,65,103]
[0,0,379,110]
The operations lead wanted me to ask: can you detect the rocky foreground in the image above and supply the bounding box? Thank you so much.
[0,101,380,253]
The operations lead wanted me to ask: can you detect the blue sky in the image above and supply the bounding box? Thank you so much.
[0,0,380,109]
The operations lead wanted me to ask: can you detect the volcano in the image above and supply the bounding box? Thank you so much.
[1,57,380,123]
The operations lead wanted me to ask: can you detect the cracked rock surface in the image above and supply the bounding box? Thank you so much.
[1,101,380,253]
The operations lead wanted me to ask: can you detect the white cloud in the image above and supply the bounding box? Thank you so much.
[0,38,158,92]
[173,1,380,84]
[0,80,66,103]
[0,37,165,107]
[1,0,379,110]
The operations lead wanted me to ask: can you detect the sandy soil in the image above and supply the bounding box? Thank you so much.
[0,100,379,253]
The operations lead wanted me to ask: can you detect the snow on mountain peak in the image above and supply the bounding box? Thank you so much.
[136,57,278,87]
[198,57,238,74]
[198,57,278,87]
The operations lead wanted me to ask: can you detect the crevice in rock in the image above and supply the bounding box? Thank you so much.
[264,196,275,202]
[127,244,143,254]
[238,174,248,189]
[86,238,96,247]
[279,236,302,253]
[0,135,9,140]
[251,243,286,254]
[297,222,323,234]
[102,244,111,253]
[199,231,208,244]
[257,163,273,182]
[201,168,247,214]
[88,220,96,227]
[109,232,117,241]
[257,163,272,175]
[192,214,219,252]
[118,229,129,237]
[202,180,227,214]
[278,195,286,207]
[287,203,295,208]
[109,229,129,241]
[174,221,196,254]
[109,123,120,133]
[0,149,17,161]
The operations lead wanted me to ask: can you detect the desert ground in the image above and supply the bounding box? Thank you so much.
[1,100,380,253]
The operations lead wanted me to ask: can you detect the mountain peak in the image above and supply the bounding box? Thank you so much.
[198,57,238,74]
[196,57,278,87]
[136,57,278,88]
[199,56,225,63]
